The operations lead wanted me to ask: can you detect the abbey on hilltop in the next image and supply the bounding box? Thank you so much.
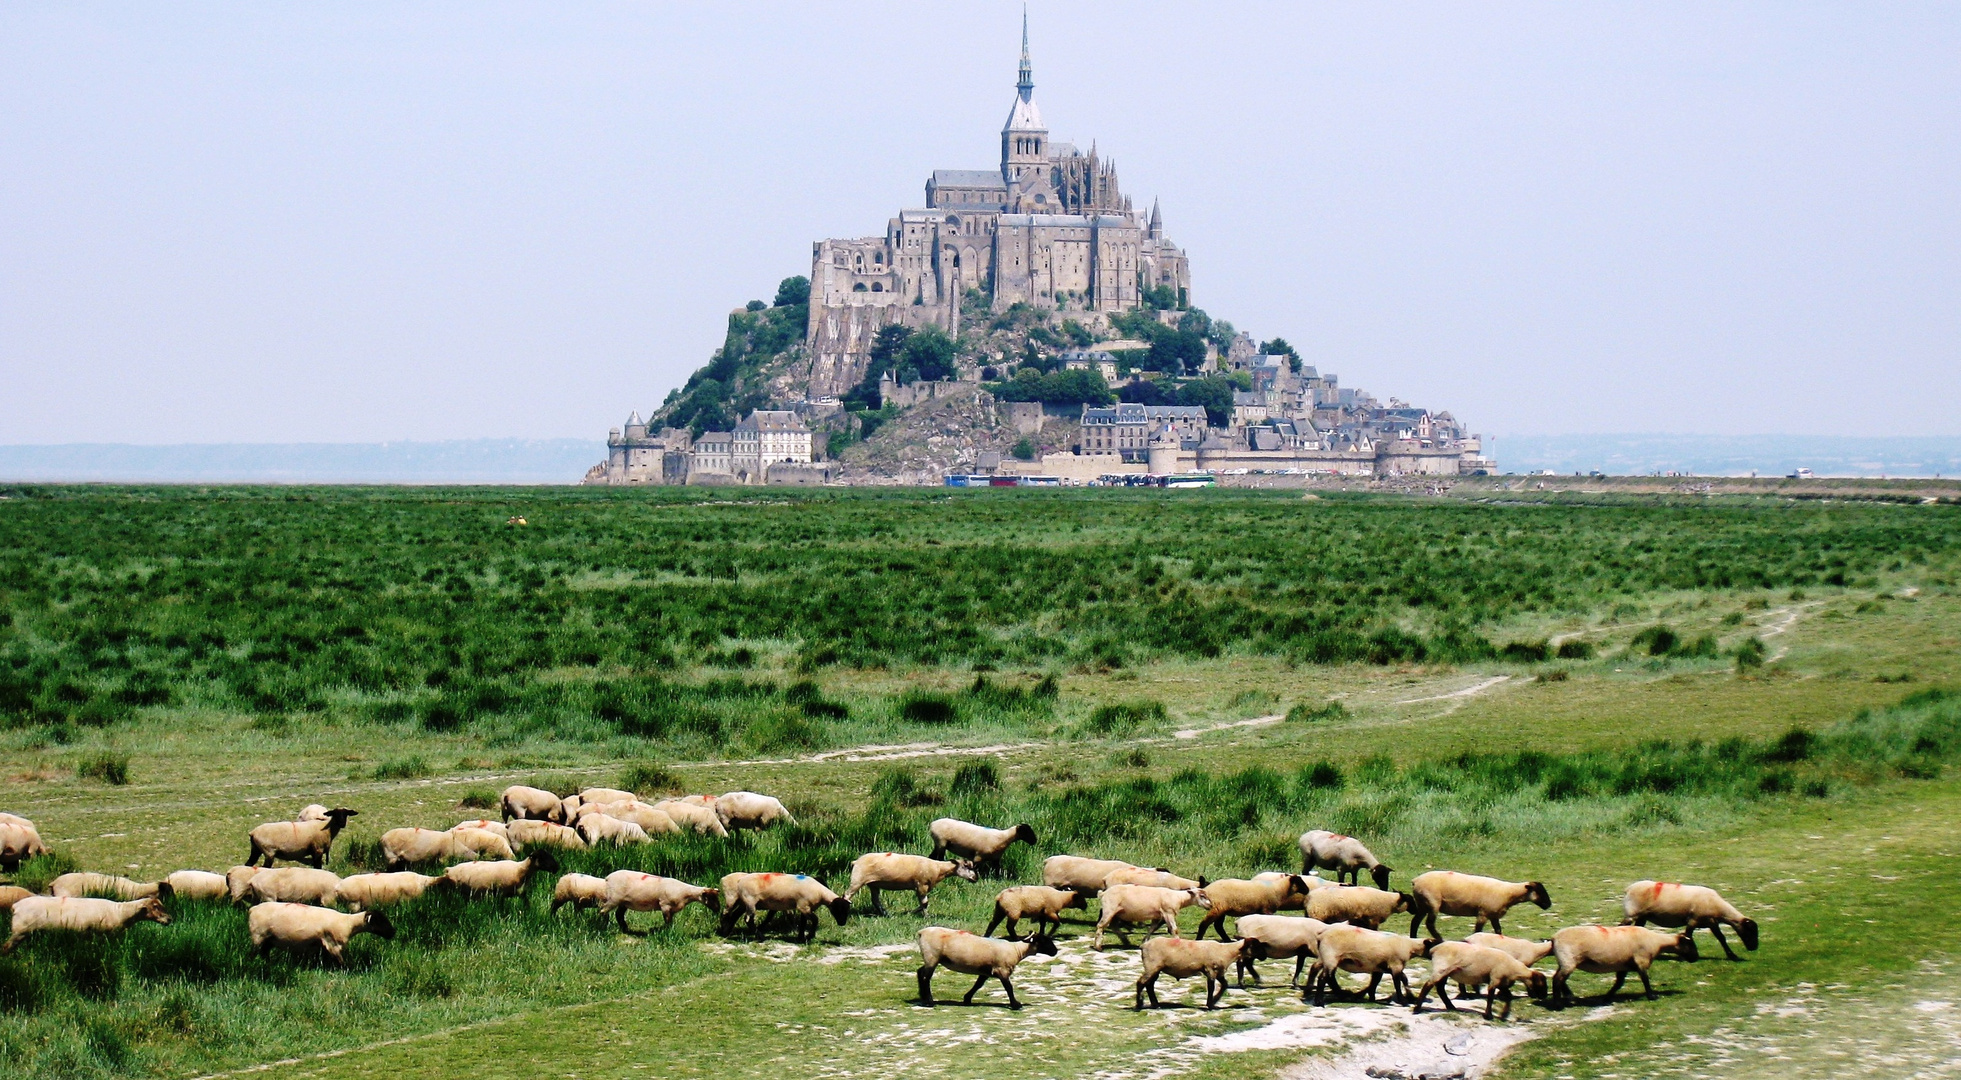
[802,16,1191,398]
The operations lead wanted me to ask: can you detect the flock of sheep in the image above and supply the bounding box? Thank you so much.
[0,787,1760,1022]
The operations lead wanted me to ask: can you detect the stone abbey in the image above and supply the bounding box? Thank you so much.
[803,18,1190,399]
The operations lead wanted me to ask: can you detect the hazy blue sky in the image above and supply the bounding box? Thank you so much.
[3,3,1956,443]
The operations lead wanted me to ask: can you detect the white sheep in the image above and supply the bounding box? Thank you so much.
[0,885,33,911]
[984,885,1086,939]
[716,791,795,831]
[248,902,394,964]
[1094,884,1209,950]
[1308,925,1432,1005]
[441,850,560,898]
[598,871,720,932]
[576,814,652,847]
[916,925,1056,1009]
[1621,880,1759,960]
[1464,931,1555,967]
[380,826,515,870]
[0,812,34,830]
[1299,830,1392,889]
[1135,936,1263,1010]
[1411,941,1548,1019]
[243,867,342,906]
[500,785,565,823]
[1102,867,1204,891]
[507,818,588,852]
[551,873,611,915]
[1041,855,1137,895]
[336,872,440,911]
[1231,914,1333,988]
[579,786,638,805]
[5,895,170,951]
[574,800,679,836]
[296,804,330,822]
[449,819,512,842]
[1254,870,1334,911]
[650,799,728,837]
[0,821,51,872]
[717,872,851,942]
[1194,875,1310,941]
[930,818,1038,873]
[1550,924,1698,1004]
[844,852,978,916]
[247,808,357,868]
[164,870,231,902]
[1409,870,1553,939]
[1306,884,1410,930]
[227,865,267,903]
[49,872,172,901]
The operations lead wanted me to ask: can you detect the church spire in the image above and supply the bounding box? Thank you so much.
[1017,6,1033,101]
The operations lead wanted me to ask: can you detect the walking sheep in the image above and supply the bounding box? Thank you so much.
[579,787,638,806]
[248,902,394,964]
[507,818,588,852]
[1103,867,1205,891]
[5,896,170,953]
[717,872,851,943]
[1254,870,1333,911]
[598,871,719,932]
[1231,914,1333,988]
[916,926,1057,1009]
[1550,924,1698,1004]
[1308,925,1432,1005]
[574,801,680,836]
[1041,855,1137,896]
[984,885,1086,939]
[381,826,515,870]
[1299,830,1392,889]
[49,873,172,901]
[1411,941,1548,1019]
[576,814,652,847]
[844,852,977,916]
[1194,875,1311,941]
[1621,880,1759,961]
[500,785,566,823]
[441,850,560,898]
[1408,870,1552,939]
[247,808,357,868]
[716,791,795,831]
[930,818,1037,874]
[164,870,231,902]
[243,867,342,906]
[1306,884,1410,930]
[1094,884,1209,950]
[1135,937,1265,1011]
[227,865,267,903]
[650,799,727,837]
[337,872,440,911]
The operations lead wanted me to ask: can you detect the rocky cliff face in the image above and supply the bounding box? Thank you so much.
[835,393,1080,485]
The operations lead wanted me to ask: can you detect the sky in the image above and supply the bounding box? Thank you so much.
[2,2,1956,444]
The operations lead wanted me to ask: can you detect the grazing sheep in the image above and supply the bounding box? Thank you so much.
[441,850,560,898]
[1041,855,1137,896]
[0,885,34,911]
[296,804,330,822]
[551,873,611,915]
[1308,925,1432,1005]
[717,872,851,943]
[0,822,51,872]
[716,791,795,831]
[1409,871,1552,939]
[1135,936,1264,1011]
[248,902,394,964]
[916,926,1057,1009]
[1254,870,1334,911]
[929,819,1037,873]
[227,865,267,903]
[380,826,516,870]
[1103,867,1205,891]
[247,808,357,868]
[579,787,638,806]
[244,867,342,906]
[558,794,583,821]
[1299,830,1392,890]
[4,896,170,952]
[49,873,172,901]
[650,799,728,837]
[1412,941,1548,1019]
[598,871,719,932]
[1094,884,1209,950]
[1306,884,1410,930]
[575,801,680,836]
[500,785,565,823]
[845,853,978,916]
[164,870,230,902]
[984,885,1086,939]
[449,819,512,842]
[337,872,439,910]
[576,814,652,847]
[1622,880,1760,961]
[1550,924,1698,1004]
[1195,875,1311,941]
[1231,914,1333,988]
[0,812,34,830]
[507,819,588,852]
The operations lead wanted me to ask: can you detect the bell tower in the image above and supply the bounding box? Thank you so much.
[1000,10,1049,190]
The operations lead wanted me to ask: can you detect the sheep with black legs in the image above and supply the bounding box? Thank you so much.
[1231,914,1332,988]
[1094,884,1208,950]
[1194,875,1311,941]
[717,872,851,942]
[1621,880,1759,960]
[716,791,794,831]
[507,819,588,852]
[1103,867,1204,891]
[1550,924,1697,1004]
[930,819,1038,874]
[0,822,51,872]
[247,808,357,868]
[1135,937,1265,1010]
[441,850,559,898]
[380,826,514,870]
[916,926,1056,1009]
[844,853,977,916]
[1408,870,1552,939]
[5,896,170,952]
[651,799,728,837]
[1306,884,1409,929]
[243,867,342,906]
[338,872,440,911]
[164,870,231,902]
[984,886,1085,939]
[1308,925,1431,1005]
[1041,855,1137,896]
[249,902,393,964]
[500,785,565,824]
[49,873,172,901]
[551,873,610,915]
[1412,941,1548,1019]
[599,871,719,932]
[1299,830,1392,889]
[576,814,652,847]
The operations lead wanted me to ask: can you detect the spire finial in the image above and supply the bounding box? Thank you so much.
[1017,6,1033,101]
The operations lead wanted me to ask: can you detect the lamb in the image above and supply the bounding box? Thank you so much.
[449,819,512,842]
[576,814,652,847]
[1299,830,1392,889]
[441,850,560,898]
[984,885,1086,939]
[1308,925,1432,1005]
[1408,870,1552,939]
[1103,867,1205,891]
[248,902,394,964]
[165,870,231,902]
[4,896,170,952]
[1550,924,1698,1004]
[337,872,440,911]
[598,870,719,932]
[551,873,611,915]
[1094,884,1209,950]
[0,885,33,911]
[650,799,728,837]
[1194,875,1311,941]
[507,819,588,852]
[1135,936,1265,1011]
[916,926,1057,1009]
[380,826,516,870]
[0,821,51,872]
[227,865,267,903]
[1231,914,1333,988]
[49,872,172,901]
[716,791,795,831]
[717,872,852,942]
[1041,855,1137,895]
[929,818,1037,873]
[1622,880,1759,961]
[1412,941,1548,1019]
[844,852,978,916]
[500,784,566,823]
[247,807,357,868]
[243,867,342,906]
[1306,884,1410,929]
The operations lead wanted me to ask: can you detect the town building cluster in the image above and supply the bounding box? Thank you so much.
[588,410,823,487]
